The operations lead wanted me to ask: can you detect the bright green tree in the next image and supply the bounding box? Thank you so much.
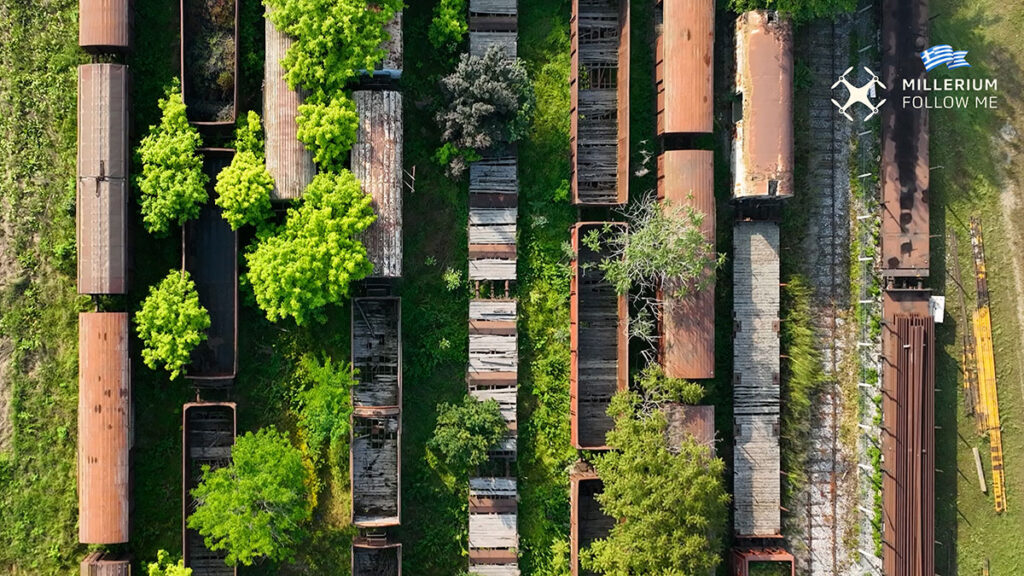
[428,396,507,473]
[136,80,208,237]
[135,270,210,380]
[146,550,192,576]
[188,427,312,566]
[429,0,468,54]
[581,391,730,576]
[295,97,359,171]
[215,112,274,230]
[291,354,355,458]
[245,170,375,325]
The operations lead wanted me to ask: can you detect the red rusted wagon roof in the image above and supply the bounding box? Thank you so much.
[655,0,714,135]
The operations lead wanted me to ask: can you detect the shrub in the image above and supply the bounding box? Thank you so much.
[215,150,274,230]
[428,396,507,473]
[429,0,468,54]
[136,80,208,237]
[296,97,359,171]
[188,427,312,566]
[245,171,376,325]
[145,550,191,576]
[291,354,355,459]
[135,270,210,380]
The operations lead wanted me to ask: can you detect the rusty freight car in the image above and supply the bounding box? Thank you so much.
[183,402,237,576]
[78,63,130,295]
[352,539,402,576]
[183,150,238,384]
[78,312,131,545]
[181,0,238,126]
[79,0,132,51]
[733,11,793,200]
[264,14,314,201]
[880,0,929,277]
[352,91,403,278]
[657,150,715,379]
[351,411,401,528]
[655,0,714,136]
[570,468,615,576]
[352,297,402,410]
[570,222,628,450]
[81,552,131,576]
[571,0,630,205]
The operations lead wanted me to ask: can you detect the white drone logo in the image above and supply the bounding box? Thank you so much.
[831,66,887,121]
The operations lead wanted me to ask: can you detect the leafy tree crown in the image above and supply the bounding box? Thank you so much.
[146,550,192,576]
[135,269,210,380]
[428,396,507,473]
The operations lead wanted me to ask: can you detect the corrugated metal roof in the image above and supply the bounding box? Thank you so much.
[264,14,314,200]
[77,64,129,295]
[664,404,715,453]
[78,312,130,545]
[657,150,715,379]
[656,0,714,135]
[79,0,131,51]
[733,11,794,200]
[352,90,403,278]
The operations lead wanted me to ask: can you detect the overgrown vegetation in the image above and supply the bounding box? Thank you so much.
[429,0,468,56]
[728,0,856,21]
[135,80,208,237]
[135,270,211,380]
[145,551,192,576]
[215,111,274,231]
[428,396,507,473]
[189,427,313,567]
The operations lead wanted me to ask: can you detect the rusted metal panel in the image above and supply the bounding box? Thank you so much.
[264,14,314,201]
[881,290,934,576]
[183,402,237,576]
[655,0,714,135]
[657,150,715,379]
[570,222,628,450]
[352,539,402,576]
[79,0,132,51]
[880,0,929,277]
[181,0,239,126]
[78,63,130,295]
[183,150,238,384]
[78,312,130,545]
[80,552,131,576]
[733,11,793,200]
[570,467,614,576]
[352,90,403,278]
[664,404,715,453]
[570,0,630,205]
[351,410,401,528]
[730,548,796,576]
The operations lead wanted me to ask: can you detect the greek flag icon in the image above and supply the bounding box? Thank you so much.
[921,45,971,71]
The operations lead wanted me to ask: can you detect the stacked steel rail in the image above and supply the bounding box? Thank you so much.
[76,1,133,568]
[729,11,795,575]
[465,2,521,573]
[878,0,936,574]
[348,11,405,573]
[182,403,237,576]
[970,219,1006,513]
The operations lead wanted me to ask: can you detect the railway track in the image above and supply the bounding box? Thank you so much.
[800,18,852,576]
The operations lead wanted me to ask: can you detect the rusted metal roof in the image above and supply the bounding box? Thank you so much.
[664,404,715,453]
[570,0,630,205]
[183,150,238,384]
[352,90,403,278]
[570,222,628,450]
[183,402,237,576]
[79,0,131,51]
[181,0,238,125]
[655,0,714,135]
[264,14,314,201]
[352,539,402,576]
[570,467,614,576]
[657,150,715,379]
[78,312,130,545]
[881,0,930,277]
[77,63,129,295]
[733,11,793,200]
[80,552,131,576]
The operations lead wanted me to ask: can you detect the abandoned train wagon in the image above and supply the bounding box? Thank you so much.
[655,0,714,136]
[81,552,132,576]
[183,402,237,576]
[180,0,238,126]
[657,150,715,379]
[352,91,403,278]
[570,469,615,576]
[78,312,131,545]
[183,150,238,383]
[79,0,132,51]
[78,63,130,295]
[351,410,401,528]
[881,0,930,277]
[733,11,793,200]
[351,296,402,410]
[571,0,630,205]
[469,0,518,58]
[570,222,628,450]
[352,539,402,576]
[264,14,315,201]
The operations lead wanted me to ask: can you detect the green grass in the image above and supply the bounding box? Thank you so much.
[0,0,90,572]
[927,0,1024,573]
